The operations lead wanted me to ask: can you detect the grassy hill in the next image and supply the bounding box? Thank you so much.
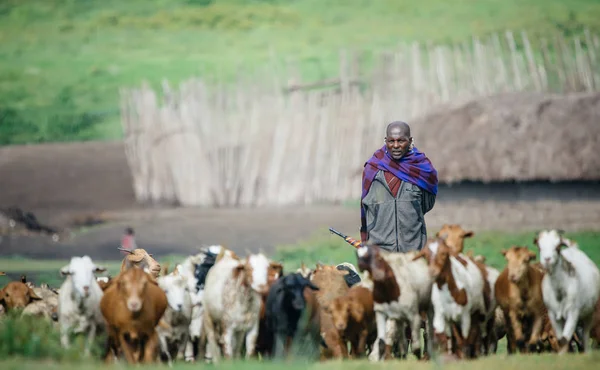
[1,0,599,145]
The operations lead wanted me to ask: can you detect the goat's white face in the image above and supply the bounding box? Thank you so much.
[60,256,106,299]
[248,254,270,294]
[158,274,189,312]
[536,230,563,271]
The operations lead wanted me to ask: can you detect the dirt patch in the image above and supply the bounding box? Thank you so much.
[1,140,599,261]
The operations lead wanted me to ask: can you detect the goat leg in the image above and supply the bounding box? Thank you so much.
[410,315,423,360]
[579,318,593,354]
[83,324,97,357]
[244,322,259,359]
[142,332,159,364]
[119,332,138,364]
[356,328,368,358]
[560,310,580,354]
[466,316,482,359]
[451,323,466,359]
[527,314,544,353]
[203,311,220,363]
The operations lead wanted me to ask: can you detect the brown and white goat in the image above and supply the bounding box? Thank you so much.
[119,248,162,279]
[202,252,277,362]
[412,238,487,359]
[357,245,433,361]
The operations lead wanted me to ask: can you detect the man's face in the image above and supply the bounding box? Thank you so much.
[385,127,411,160]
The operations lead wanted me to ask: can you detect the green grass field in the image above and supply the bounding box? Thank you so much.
[1,0,599,145]
[1,353,600,370]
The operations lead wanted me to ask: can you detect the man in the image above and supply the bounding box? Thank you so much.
[360,121,438,252]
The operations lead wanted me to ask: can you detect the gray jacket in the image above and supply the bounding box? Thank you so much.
[361,170,436,252]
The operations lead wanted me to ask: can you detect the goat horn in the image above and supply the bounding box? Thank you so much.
[118,247,133,254]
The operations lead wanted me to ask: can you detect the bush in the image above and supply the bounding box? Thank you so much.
[0,106,108,145]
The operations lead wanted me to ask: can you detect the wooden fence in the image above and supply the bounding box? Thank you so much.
[120,30,600,207]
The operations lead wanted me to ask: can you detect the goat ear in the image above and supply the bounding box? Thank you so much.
[28,287,42,301]
[463,230,474,238]
[528,251,537,261]
[60,265,71,276]
[94,265,107,273]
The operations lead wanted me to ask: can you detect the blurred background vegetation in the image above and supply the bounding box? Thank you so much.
[1,0,599,145]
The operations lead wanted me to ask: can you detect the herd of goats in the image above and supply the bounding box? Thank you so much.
[1,225,600,366]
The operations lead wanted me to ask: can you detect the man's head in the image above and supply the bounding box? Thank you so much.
[385,121,412,160]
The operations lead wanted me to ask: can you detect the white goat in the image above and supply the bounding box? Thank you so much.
[536,229,600,354]
[157,273,193,366]
[180,245,223,362]
[57,256,106,356]
[203,252,271,362]
[22,283,60,324]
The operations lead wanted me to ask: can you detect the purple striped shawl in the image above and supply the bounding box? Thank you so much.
[360,145,438,241]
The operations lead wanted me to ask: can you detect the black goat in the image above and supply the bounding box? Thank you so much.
[264,273,321,360]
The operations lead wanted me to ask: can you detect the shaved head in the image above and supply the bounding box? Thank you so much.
[386,121,411,137]
[385,121,412,160]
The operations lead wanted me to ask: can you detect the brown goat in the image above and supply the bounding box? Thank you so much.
[495,246,551,354]
[100,267,168,365]
[119,248,161,279]
[0,281,42,311]
[436,224,474,255]
[326,285,375,358]
[311,263,351,359]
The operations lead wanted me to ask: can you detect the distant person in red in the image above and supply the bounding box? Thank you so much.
[120,227,137,256]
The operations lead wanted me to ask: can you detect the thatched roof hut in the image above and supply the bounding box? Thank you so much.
[411,92,600,183]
